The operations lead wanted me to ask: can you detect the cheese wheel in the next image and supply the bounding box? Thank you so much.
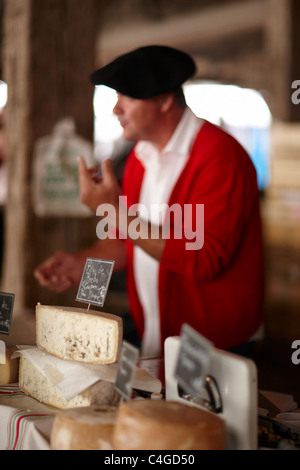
[113,400,226,450]
[36,304,122,364]
[51,406,118,450]
[19,353,120,409]
[0,347,19,385]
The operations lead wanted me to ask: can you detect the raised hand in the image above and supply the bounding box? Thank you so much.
[78,157,121,213]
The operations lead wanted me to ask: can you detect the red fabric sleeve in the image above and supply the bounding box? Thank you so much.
[161,122,260,282]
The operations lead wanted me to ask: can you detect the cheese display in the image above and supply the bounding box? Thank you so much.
[19,353,120,409]
[36,304,122,364]
[0,347,19,385]
[50,405,118,450]
[113,400,226,450]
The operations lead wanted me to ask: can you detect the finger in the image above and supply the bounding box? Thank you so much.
[34,271,57,288]
[34,264,54,282]
[92,175,103,184]
[90,165,101,178]
[34,269,48,284]
[101,159,118,188]
[78,156,91,182]
[78,156,94,201]
[35,272,73,292]
[34,265,57,284]
[49,276,73,293]
[89,165,100,175]
[34,251,65,282]
[34,252,62,277]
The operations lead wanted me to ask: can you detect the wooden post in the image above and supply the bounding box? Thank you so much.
[290,0,300,122]
[265,0,300,121]
[1,0,97,312]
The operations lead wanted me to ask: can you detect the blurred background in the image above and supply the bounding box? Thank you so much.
[0,0,299,402]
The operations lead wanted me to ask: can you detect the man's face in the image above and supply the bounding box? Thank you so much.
[113,93,163,143]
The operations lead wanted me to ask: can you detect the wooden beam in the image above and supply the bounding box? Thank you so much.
[97,0,269,64]
[1,0,97,312]
[264,0,293,121]
[1,0,32,311]
[259,0,300,121]
[290,0,300,121]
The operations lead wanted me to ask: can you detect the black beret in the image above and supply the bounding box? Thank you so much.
[90,45,196,99]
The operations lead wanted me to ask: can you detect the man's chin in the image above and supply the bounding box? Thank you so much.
[122,130,135,142]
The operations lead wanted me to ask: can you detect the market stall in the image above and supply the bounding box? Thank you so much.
[1,320,300,451]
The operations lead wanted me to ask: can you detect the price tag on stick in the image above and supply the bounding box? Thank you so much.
[115,341,139,401]
[0,292,15,336]
[76,258,114,309]
[175,323,212,400]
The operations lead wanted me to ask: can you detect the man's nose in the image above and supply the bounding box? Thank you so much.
[113,101,118,115]
[113,95,122,115]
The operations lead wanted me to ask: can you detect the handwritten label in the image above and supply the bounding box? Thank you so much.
[0,293,15,335]
[175,323,212,399]
[76,258,114,308]
[114,341,139,401]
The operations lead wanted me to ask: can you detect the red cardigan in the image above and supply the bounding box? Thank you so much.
[121,120,264,351]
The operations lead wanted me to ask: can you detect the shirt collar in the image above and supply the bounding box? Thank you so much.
[135,107,202,165]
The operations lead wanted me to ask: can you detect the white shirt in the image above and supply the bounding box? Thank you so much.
[133,108,203,357]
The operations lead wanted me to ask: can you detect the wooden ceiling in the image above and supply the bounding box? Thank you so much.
[95,0,300,122]
[0,0,299,120]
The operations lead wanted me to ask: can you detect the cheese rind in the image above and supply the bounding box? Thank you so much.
[113,400,226,450]
[19,354,120,409]
[51,406,118,450]
[0,347,19,385]
[36,304,122,364]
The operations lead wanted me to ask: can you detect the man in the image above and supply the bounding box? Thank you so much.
[34,45,264,358]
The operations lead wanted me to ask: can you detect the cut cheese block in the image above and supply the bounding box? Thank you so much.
[19,353,120,409]
[113,400,226,450]
[0,347,19,385]
[36,304,122,364]
[51,405,118,450]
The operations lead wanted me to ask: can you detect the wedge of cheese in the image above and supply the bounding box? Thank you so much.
[19,353,120,409]
[36,304,122,364]
[51,405,118,450]
[0,347,19,385]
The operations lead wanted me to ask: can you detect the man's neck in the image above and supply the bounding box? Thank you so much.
[152,106,186,153]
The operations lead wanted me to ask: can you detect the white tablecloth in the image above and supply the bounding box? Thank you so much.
[0,384,57,450]
[0,358,164,450]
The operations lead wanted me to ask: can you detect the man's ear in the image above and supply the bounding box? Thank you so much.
[158,93,174,113]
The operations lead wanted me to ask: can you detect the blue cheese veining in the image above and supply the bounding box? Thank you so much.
[36,305,123,365]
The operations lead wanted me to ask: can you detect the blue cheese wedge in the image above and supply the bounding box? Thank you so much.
[36,305,122,365]
[19,353,120,409]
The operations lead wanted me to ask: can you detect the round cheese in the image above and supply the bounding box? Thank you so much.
[51,406,118,450]
[36,304,123,365]
[113,400,226,450]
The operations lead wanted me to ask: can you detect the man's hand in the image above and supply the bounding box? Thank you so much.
[34,251,84,293]
[78,156,121,213]
[78,156,165,262]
